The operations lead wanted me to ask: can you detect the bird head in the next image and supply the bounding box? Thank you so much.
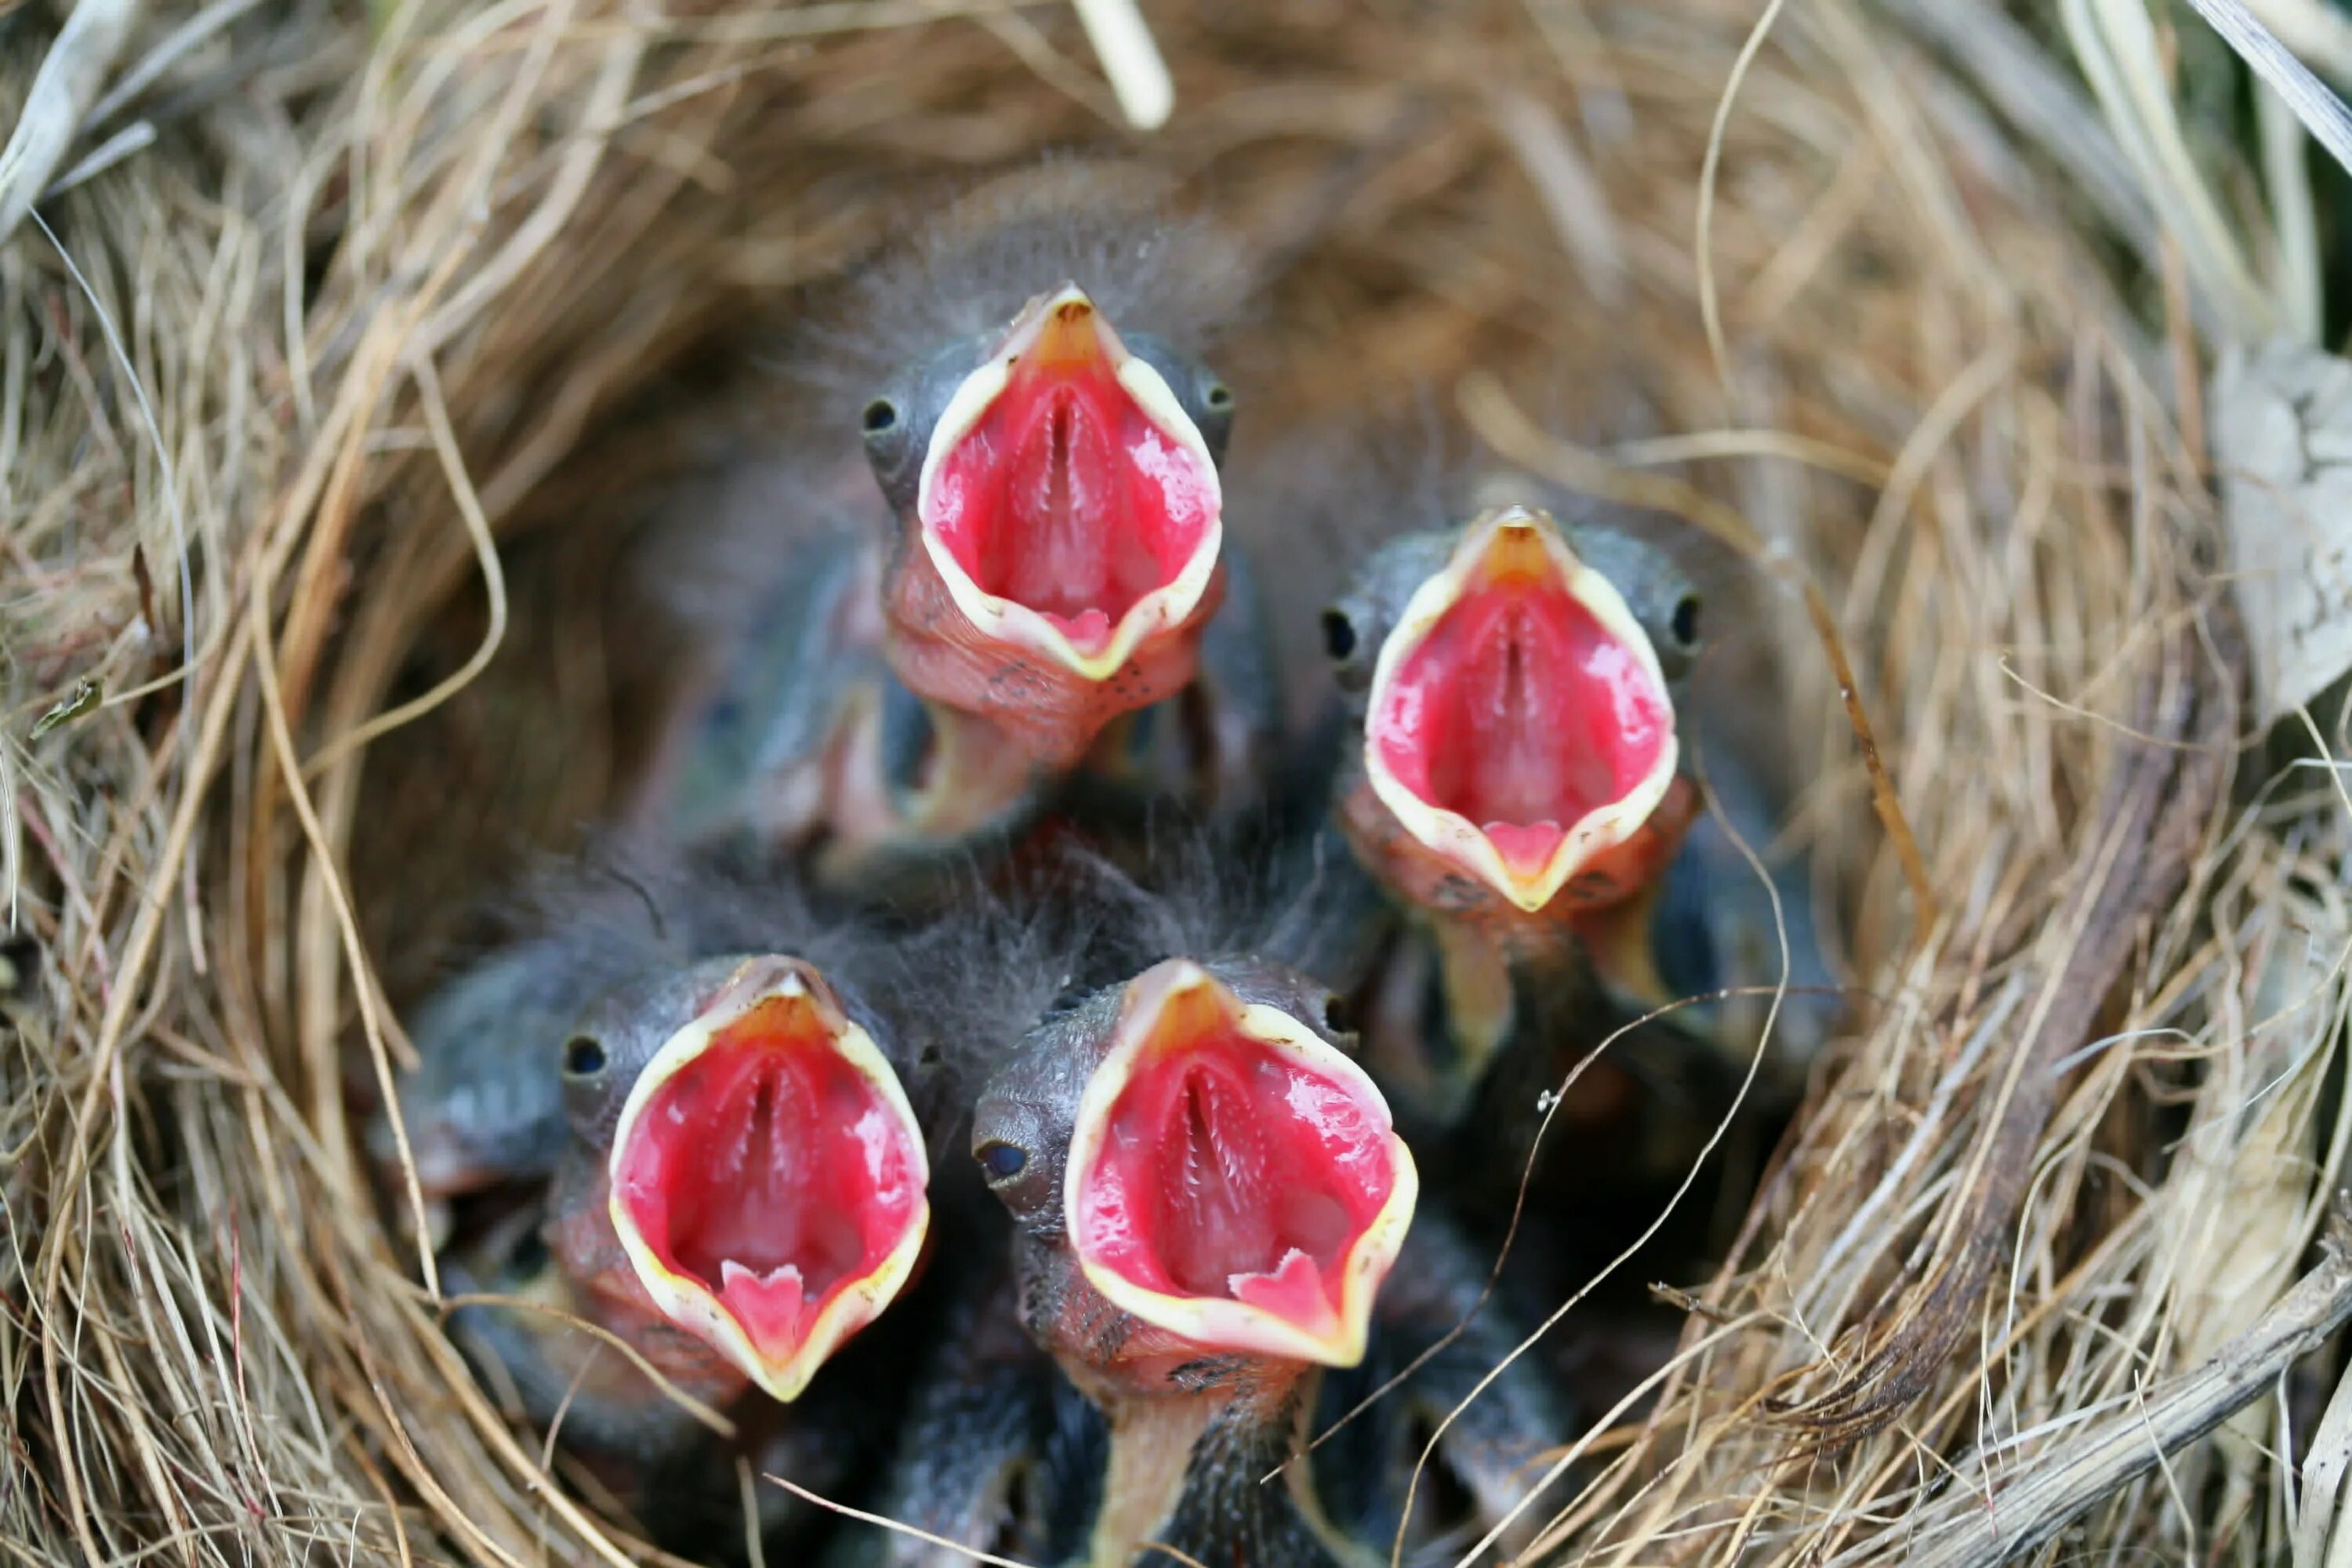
[973,956,1414,1381]
[863,283,1234,768]
[560,954,931,1403]
[1324,503,1700,920]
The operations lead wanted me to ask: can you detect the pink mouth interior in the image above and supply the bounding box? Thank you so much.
[615,997,921,1368]
[1074,1011,1397,1343]
[1371,565,1670,874]
[924,343,1216,656]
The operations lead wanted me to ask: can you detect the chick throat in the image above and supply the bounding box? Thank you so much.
[1086,1364,1363,1568]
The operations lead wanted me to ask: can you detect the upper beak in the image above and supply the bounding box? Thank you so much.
[606,957,930,1403]
[1362,505,1680,914]
[913,282,1224,681]
[1063,960,1417,1369]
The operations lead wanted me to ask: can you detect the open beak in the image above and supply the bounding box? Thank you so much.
[1363,506,1679,914]
[915,283,1223,681]
[606,957,929,1403]
[1064,960,1416,1368]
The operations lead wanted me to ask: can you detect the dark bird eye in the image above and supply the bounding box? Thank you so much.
[1203,380,1233,412]
[976,1141,1029,1184]
[862,397,901,436]
[1323,992,1354,1035]
[1321,608,1358,662]
[1670,593,1702,649]
[561,1035,607,1077]
[510,1226,550,1276]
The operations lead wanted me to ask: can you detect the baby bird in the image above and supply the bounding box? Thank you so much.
[972,953,1418,1566]
[443,924,942,1496]
[1320,493,1704,1118]
[540,949,934,1411]
[928,869,1579,1568]
[639,164,1279,898]
[848,168,1281,850]
[434,852,1080,1554]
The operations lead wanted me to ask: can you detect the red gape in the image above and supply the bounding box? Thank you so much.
[1072,985,1406,1355]
[1372,563,1671,881]
[615,997,924,1368]
[925,314,1216,658]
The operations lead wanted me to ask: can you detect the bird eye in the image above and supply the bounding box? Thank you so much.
[1669,593,1702,650]
[510,1225,550,1276]
[975,1141,1029,1184]
[561,1035,607,1077]
[861,397,901,437]
[1203,380,1233,412]
[1323,991,1354,1035]
[1321,608,1358,662]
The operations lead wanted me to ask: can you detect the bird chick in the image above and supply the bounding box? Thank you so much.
[1321,495,1704,1108]
[848,166,1272,838]
[971,953,1417,1566]
[542,949,935,1410]
[637,168,1277,897]
[441,865,1067,1552]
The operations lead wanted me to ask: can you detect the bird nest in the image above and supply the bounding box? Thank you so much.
[4,0,2343,1563]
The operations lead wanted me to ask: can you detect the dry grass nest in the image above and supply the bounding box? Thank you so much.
[5,0,2349,1562]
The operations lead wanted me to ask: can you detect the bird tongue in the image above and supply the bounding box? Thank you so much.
[717,1259,809,1364]
[1226,1248,1343,1344]
[1483,819,1567,876]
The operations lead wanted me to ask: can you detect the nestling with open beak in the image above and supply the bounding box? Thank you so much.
[634,169,1276,895]
[437,859,1078,1552]
[452,948,934,1536]
[538,949,935,1417]
[1322,495,1704,1111]
[845,167,1280,839]
[970,949,1418,1566]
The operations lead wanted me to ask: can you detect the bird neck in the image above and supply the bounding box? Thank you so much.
[893,699,1047,840]
[1088,1363,1357,1568]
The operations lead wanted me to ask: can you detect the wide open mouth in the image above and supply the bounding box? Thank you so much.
[607,957,928,1402]
[1365,506,1679,913]
[916,284,1222,679]
[1065,960,1416,1368]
